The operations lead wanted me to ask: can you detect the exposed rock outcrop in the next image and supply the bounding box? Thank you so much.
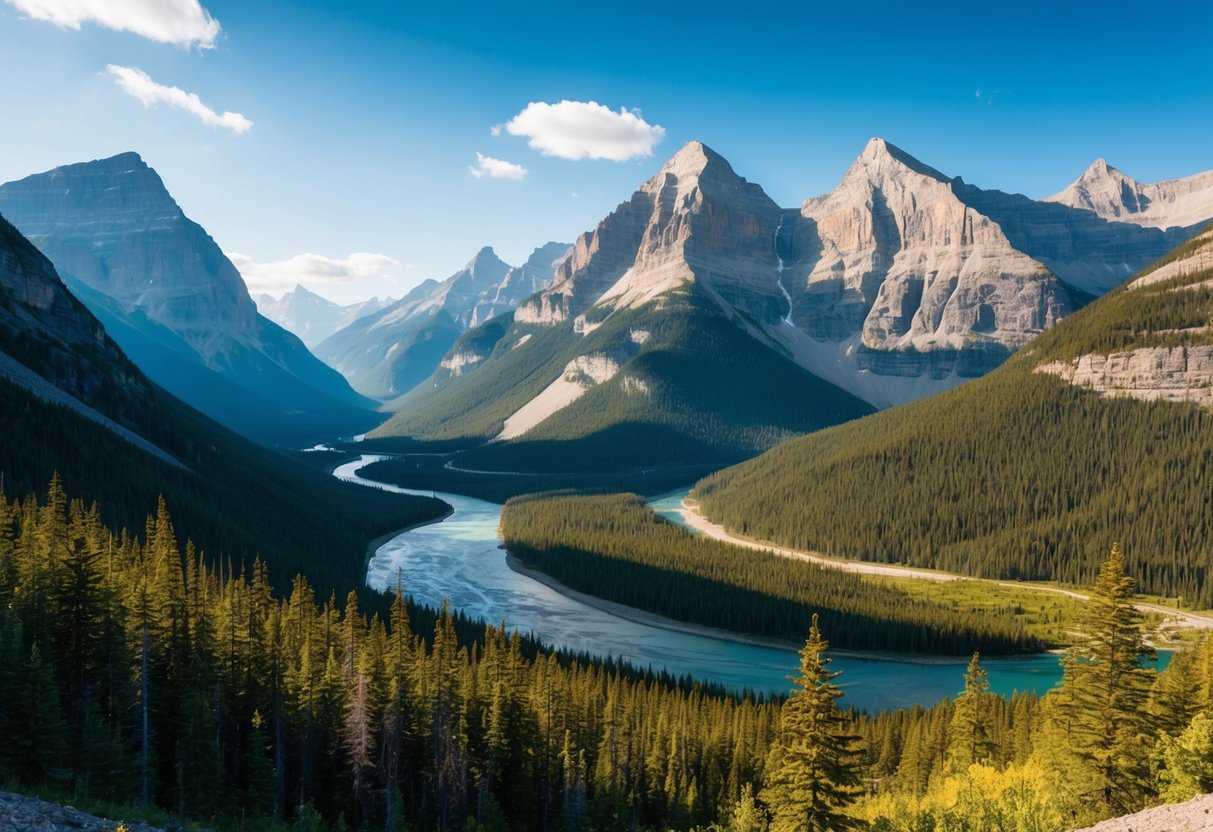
[0,790,165,832]
[783,138,1072,390]
[1074,792,1213,832]
[518,141,785,327]
[1038,346,1213,407]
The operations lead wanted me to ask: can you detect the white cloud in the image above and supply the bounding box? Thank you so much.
[469,152,527,180]
[106,64,252,134]
[503,100,665,162]
[5,0,220,48]
[229,252,402,295]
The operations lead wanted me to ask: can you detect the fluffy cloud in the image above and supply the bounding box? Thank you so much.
[469,152,527,180]
[106,65,252,134]
[5,0,220,48]
[503,100,665,161]
[228,252,402,295]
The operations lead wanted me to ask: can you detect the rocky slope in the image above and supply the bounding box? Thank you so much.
[0,152,376,445]
[1036,226,1213,405]
[0,791,165,832]
[776,138,1077,404]
[317,243,570,398]
[1048,157,1213,231]
[1075,793,1213,832]
[255,285,392,347]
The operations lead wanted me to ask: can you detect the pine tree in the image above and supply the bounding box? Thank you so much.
[1056,544,1157,813]
[946,652,994,773]
[760,614,863,832]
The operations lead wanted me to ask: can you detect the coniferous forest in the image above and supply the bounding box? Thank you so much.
[500,493,1042,655]
[4,480,1212,832]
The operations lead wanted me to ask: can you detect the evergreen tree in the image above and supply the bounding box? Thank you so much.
[1055,544,1157,812]
[761,614,863,832]
[946,652,995,773]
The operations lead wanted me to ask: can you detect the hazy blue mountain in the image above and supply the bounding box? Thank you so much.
[0,152,377,445]
[316,242,571,399]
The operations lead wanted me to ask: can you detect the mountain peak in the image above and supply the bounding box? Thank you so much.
[465,245,508,271]
[846,137,949,182]
[658,140,731,178]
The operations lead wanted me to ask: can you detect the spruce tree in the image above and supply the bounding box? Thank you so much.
[1057,544,1157,813]
[946,652,994,773]
[760,614,863,832]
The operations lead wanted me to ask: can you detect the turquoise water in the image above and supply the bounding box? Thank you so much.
[338,458,1167,711]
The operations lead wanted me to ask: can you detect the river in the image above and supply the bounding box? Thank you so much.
[336,455,1159,711]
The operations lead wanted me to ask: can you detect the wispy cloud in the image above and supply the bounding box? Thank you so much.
[502,100,665,161]
[106,64,252,134]
[5,0,220,48]
[229,252,402,295]
[469,152,527,180]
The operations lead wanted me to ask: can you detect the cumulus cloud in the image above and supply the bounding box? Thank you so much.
[228,252,402,295]
[503,100,665,161]
[5,0,220,48]
[106,64,252,134]
[469,152,527,180]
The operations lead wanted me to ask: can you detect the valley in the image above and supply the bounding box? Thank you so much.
[1,13,1212,825]
[332,452,1131,711]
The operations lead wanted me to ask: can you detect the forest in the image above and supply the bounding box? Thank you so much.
[693,248,1213,605]
[500,493,1044,655]
[2,479,1212,831]
[3,479,1212,831]
[375,295,872,475]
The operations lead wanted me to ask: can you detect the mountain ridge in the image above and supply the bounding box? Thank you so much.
[0,152,377,445]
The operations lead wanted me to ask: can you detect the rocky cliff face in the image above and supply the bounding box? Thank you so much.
[1037,227,1213,405]
[0,213,149,410]
[470,241,572,326]
[256,286,392,348]
[781,139,1073,391]
[1047,158,1213,231]
[518,141,785,328]
[0,153,375,444]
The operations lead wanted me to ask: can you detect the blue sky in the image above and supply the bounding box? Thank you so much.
[1,0,1211,303]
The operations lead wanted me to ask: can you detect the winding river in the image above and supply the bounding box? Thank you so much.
[336,455,1136,711]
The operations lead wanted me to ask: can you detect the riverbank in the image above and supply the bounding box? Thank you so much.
[678,498,1213,634]
[504,551,996,667]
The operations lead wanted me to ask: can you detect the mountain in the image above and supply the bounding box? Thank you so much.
[693,226,1213,604]
[771,138,1190,406]
[372,141,875,471]
[254,286,394,348]
[315,242,571,399]
[0,152,377,445]
[0,210,442,595]
[1046,158,1213,230]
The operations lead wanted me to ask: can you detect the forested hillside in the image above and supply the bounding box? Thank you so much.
[2,483,1209,831]
[501,493,1042,654]
[695,231,1213,604]
[0,211,441,595]
[378,297,873,474]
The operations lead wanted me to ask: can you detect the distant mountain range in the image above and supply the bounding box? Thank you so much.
[314,242,572,399]
[0,210,440,594]
[694,224,1213,603]
[0,153,377,445]
[1047,158,1213,230]
[361,139,1210,471]
[255,286,395,349]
